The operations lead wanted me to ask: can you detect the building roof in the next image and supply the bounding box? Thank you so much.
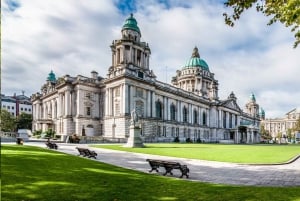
[183,47,209,71]
[122,13,141,34]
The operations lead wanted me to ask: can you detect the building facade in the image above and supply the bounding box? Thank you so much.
[31,14,261,143]
[1,92,32,117]
[262,108,300,141]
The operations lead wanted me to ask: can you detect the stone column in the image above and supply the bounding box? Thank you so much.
[65,89,71,116]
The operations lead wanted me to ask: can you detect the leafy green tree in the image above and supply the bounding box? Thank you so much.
[260,124,271,140]
[0,109,16,131]
[287,128,293,140]
[16,113,32,130]
[45,128,55,138]
[224,0,300,48]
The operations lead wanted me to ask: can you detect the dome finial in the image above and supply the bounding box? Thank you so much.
[191,46,200,58]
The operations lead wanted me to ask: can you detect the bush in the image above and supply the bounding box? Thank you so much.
[186,138,193,143]
[33,130,42,136]
[173,136,180,143]
[196,138,202,143]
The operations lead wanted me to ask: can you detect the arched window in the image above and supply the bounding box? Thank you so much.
[156,101,162,119]
[193,110,198,124]
[202,111,207,125]
[183,106,188,122]
[170,104,176,121]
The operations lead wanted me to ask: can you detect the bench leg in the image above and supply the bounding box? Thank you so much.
[163,167,173,176]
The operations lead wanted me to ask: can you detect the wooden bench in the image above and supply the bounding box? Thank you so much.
[146,159,189,178]
[45,142,58,149]
[76,147,97,159]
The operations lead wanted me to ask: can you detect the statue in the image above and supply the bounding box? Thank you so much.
[131,109,139,126]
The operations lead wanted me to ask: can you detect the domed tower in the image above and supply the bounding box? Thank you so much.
[47,70,56,83]
[108,14,154,80]
[172,47,218,100]
[245,93,259,117]
[259,107,265,120]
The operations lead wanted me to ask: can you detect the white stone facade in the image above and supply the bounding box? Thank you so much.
[31,14,261,143]
[262,108,300,140]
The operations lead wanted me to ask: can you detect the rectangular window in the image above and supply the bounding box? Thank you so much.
[163,126,166,137]
[8,106,10,109]
[86,107,91,116]
[157,126,161,137]
[115,87,120,97]
[136,87,143,97]
[138,71,144,79]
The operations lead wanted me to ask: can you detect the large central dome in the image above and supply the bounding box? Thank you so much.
[183,47,209,71]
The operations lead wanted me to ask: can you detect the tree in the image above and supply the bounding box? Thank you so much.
[260,124,271,140]
[16,113,32,130]
[223,0,300,48]
[0,109,16,132]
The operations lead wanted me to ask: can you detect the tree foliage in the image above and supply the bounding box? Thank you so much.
[0,109,16,132]
[16,113,33,130]
[224,0,300,48]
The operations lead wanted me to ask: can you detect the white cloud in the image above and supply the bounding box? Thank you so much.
[2,0,300,118]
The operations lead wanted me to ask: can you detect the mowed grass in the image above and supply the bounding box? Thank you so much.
[2,145,300,201]
[93,143,300,164]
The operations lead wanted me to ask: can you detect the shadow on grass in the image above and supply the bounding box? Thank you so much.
[2,145,300,201]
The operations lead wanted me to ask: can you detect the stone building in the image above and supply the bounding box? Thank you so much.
[1,92,32,117]
[262,108,300,141]
[31,14,261,143]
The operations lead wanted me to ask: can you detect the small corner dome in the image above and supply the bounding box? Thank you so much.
[122,13,141,35]
[250,93,256,102]
[183,47,209,71]
[47,70,56,82]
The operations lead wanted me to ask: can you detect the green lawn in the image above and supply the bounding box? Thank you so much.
[2,145,300,201]
[93,143,300,164]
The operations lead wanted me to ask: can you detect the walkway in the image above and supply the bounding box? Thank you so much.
[23,142,300,187]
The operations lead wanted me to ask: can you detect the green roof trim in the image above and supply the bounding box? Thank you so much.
[183,47,209,71]
[122,13,140,34]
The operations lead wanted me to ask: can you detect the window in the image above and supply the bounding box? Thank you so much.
[157,126,161,137]
[115,87,120,97]
[85,92,92,100]
[202,112,207,125]
[163,126,166,137]
[223,111,226,128]
[136,100,144,117]
[193,110,198,124]
[86,107,91,116]
[25,108,27,111]
[115,102,120,115]
[138,71,144,79]
[176,128,179,137]
[7,106,10,109]
[183,106,188,122]
[12,106,14,109]
[170,104,176,121]
[29,109,31,112]
[229,113,232,128]
[156,101,162,119]
[136,87,143,97]
[171,127,175,137]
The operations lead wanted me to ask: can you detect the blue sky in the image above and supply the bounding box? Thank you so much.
[2,0,300,118]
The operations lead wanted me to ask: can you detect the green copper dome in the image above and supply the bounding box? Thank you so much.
[183,47,209,71]
[47,70,56,82]
[250,93,256,102]
[122,13,140,34]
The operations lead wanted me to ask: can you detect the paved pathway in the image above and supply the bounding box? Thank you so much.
[21,142,300,187]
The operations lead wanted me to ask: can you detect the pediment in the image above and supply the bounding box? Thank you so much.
[219,99,242,112]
